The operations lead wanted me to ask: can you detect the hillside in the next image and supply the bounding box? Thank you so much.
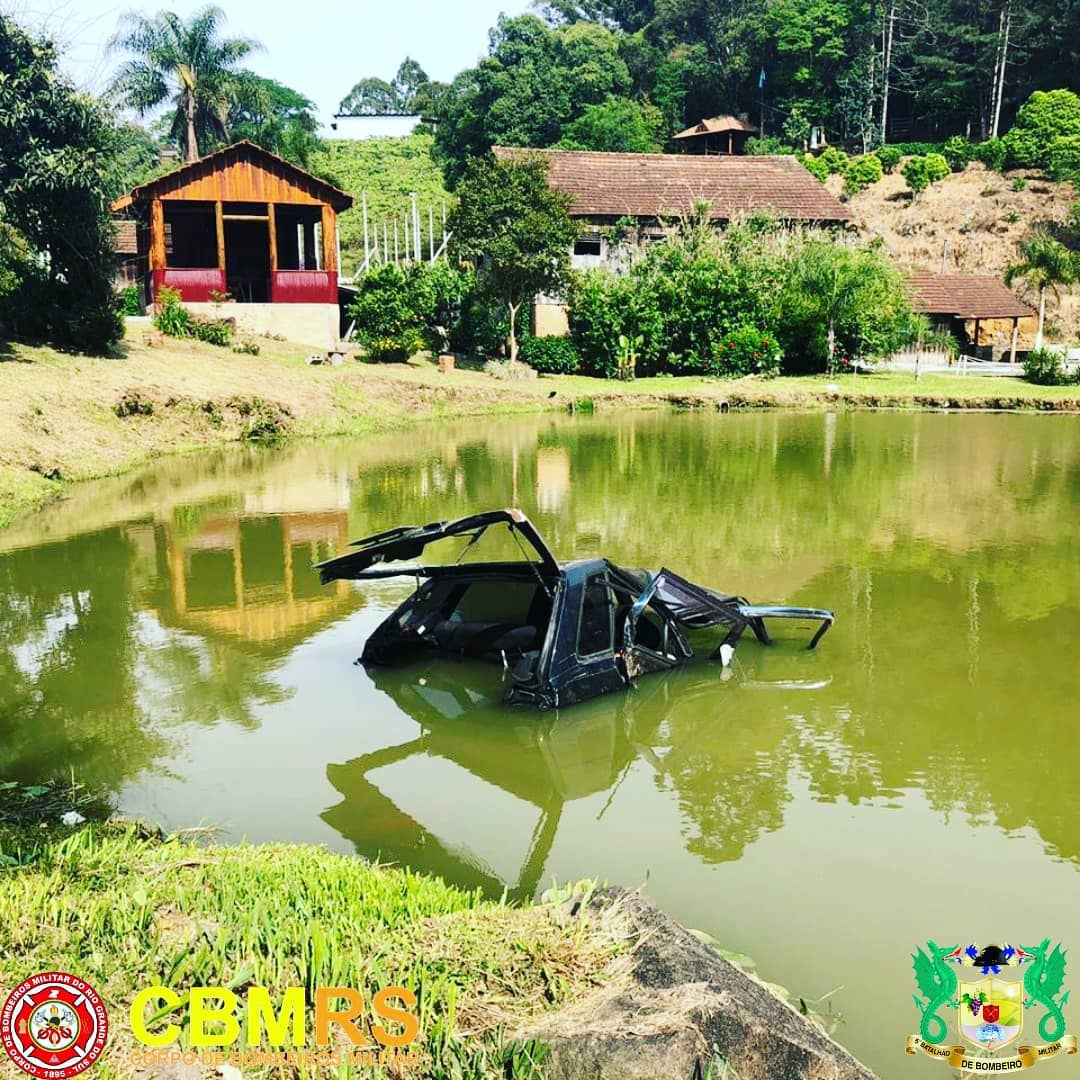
[309,135,450,276]
[834,162,1080,341]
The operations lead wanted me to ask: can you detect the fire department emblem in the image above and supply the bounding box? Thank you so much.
[905,940,1077,1069]
[1,973,108,1078]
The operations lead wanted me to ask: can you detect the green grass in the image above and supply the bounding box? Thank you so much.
[0,822,620,1079]
[309,136,451,275]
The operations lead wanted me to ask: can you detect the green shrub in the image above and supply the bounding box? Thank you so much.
[873,146,903,173]
[800,154,830,182]
[1011,176,1028,192]
[349,260,475,361]
[902,156,930,196]
[973,138,1008,173]
[745,135,798,155]
[153,286,193,337]
[119,283,142,316]
[1022,348,1067,385]
[192,317,234,347]
[925,153,951,183]
[942,135,973,172]
[712,326,782,377]
[519,335,580,374]
[1047,135,1080,181]
[843,154,884,195]
[886,141,943,156]
[818,147,849,175]
[1004,89,1080,169]
[232,339,261,355]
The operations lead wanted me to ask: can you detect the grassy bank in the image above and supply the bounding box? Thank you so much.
[0,817,623,1079]
[2,329,1078,530]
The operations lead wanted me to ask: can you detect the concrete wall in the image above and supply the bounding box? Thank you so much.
[184,303,340,350]
[534,301,570,338]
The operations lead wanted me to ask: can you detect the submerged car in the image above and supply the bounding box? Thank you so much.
[317,508,834,710]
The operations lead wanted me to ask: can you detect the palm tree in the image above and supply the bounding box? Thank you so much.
[108,6,260,163]
[1004,231,1077,349]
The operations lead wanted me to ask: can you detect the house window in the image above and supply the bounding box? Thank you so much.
[574,235,603,257]
[577,573,613,656]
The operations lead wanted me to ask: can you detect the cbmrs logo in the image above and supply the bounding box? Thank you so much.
[130,985,419,1049]
[1,972,109,1079]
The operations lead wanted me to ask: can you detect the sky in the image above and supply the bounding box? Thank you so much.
[3,0,532,128]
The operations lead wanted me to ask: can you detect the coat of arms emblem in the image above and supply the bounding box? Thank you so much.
[906,939,1077,1069]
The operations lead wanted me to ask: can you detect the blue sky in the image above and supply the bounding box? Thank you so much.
[7,0,530,127]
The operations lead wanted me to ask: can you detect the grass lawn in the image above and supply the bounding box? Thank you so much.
[1,328,1077,530]
[0,818,622,1079]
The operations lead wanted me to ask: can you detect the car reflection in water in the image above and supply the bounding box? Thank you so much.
[321,651,831,902]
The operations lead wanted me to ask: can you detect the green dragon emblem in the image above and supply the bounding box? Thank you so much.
[912,940,960,1044]
[912,938,1071,1046]
[1022,938,1071,1043]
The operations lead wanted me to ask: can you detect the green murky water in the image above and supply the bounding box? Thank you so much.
[2,410,1079,1075]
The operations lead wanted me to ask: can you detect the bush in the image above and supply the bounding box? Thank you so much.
[519,335,580,374]
[153,286,194,337]
[902,156,931,196]
[800,154,830,182]
[843,154,884,195]
[942,135,973,172]
[712,326,782,377]
[818,147,849,175]
[1047,135,1080,182]
[745,136,798,155]
[1011,176,1027,192]
[973,138,1008,173]
[924,153,951,183]
[1022,348,1068,385]
[1003,89,1080,169]
[350,261,474,361]
[887,141,943,156]
[119,283,142,316]
[873,146,903,173]
[192,317,234,347]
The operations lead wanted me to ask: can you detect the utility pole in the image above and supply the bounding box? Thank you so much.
[990,0,1012,139]
[362,191,370,270]
[881,2,896,146]
[411,193,421,263]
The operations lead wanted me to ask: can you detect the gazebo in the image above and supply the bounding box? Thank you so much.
[113,140,353,347]
[673,116,757,155]
[907,272,1037,362]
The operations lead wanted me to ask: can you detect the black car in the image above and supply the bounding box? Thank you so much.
[318,508,834,710]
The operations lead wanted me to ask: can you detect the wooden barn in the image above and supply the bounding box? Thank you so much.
[113,140,353,347]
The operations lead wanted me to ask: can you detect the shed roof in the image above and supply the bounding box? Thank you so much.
[111,140,353,213]
[674,116,757,139]
[493,148,850,223]
[907,271,1035,319]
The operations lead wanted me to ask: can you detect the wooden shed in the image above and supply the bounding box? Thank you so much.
[113,140,353,312]
[673,116,757,155]
[907,271,1037,360]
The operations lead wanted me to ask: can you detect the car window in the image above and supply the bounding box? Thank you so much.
[578,574,612,656]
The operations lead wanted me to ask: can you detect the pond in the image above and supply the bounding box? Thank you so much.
[2,409,1079,1076]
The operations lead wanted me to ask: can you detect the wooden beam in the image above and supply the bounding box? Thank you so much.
[267,203,278,273]
[321,205,336,273]
[150,198,166,272]
[215,200,225,269]
[223,213,269,222]
[1009,318,1019,363]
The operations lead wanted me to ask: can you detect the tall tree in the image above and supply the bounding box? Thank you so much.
[434,15,631,183]
[228,75,321,166]
[0,14,122,351]
[1005,232,1077,349]
[449,155,578,363]
[108,5,260,162]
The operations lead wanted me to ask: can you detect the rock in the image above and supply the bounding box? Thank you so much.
[517,888,876,1080]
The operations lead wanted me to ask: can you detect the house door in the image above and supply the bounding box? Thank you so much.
[224,219,270,303]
